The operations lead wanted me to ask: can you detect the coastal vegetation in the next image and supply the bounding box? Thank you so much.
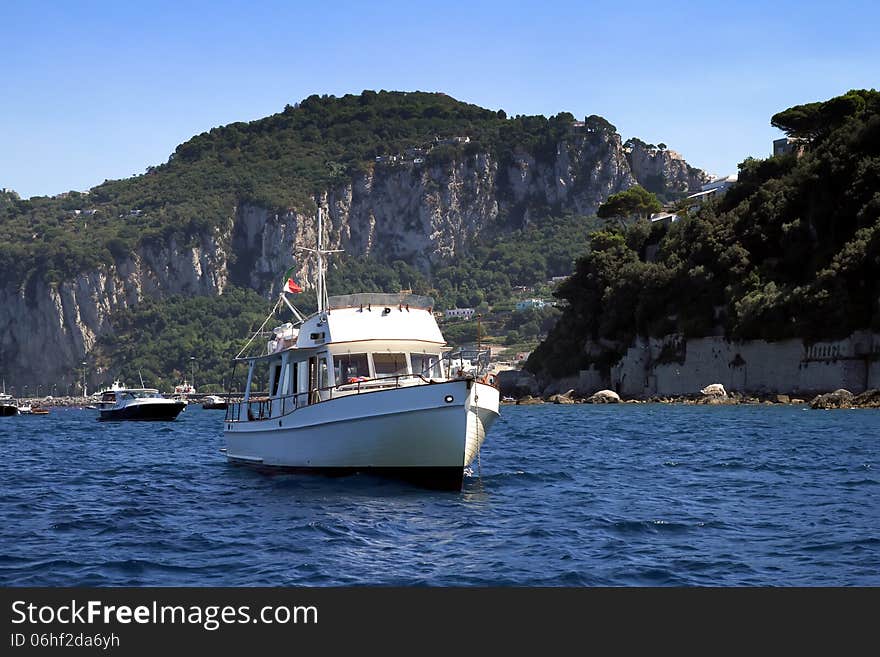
[90,286,273,392]
[596,185,662,224]
[527,89,880,379]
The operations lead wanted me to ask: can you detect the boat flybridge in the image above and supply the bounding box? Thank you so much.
[223,212,500,490]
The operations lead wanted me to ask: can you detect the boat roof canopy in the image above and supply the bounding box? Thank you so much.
[328,292,434,310]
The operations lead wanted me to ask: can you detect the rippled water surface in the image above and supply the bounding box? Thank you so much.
[1,404,877,585]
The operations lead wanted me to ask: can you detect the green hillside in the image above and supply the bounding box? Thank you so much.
[527,90,880,379]
[0,91,605,285]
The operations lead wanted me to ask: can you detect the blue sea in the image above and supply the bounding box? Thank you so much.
[0,404,877,586]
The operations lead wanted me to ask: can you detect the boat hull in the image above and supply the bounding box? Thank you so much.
[99,400,186,421]
[0,405,19,417]
[224,379,499,490]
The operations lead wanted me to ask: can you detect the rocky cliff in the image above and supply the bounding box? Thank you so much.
[238,128,638,293]
[625,140,709,196]
[1,126,703,387]
[0,228,231,389]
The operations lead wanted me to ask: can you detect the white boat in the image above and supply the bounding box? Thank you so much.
[202,394,228,410]
[223,211,500,490]
[91,379,126,402]
[174,380,196,396]
[96,388,186,421]
[0,393,19,417]
[172,380,195,407]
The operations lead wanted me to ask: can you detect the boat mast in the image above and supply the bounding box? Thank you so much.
[317,208,326,313]
[297,205,343,314]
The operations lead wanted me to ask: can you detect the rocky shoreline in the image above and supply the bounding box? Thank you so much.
[11,388,879,412]
[507,387,880,409]
[3,396,93,409]
[6,395,241,410]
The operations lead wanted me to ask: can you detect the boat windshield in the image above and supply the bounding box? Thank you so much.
[373,352,409,377]
[410,353,442,378]
[335,353,370,383]
[122,390,163,399]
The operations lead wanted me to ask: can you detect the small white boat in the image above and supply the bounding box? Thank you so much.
[91,380,126,403]
[202,394,228,410]
[174,380,196,396]
[223,210,500,490]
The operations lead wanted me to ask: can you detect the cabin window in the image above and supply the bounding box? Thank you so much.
[410,353,441,378]
[373,352,409,377]
[307,358,318,404]
[270,364,282,396]
[334,353,370,383]
[288,361,298,397]
[318,356,331,389]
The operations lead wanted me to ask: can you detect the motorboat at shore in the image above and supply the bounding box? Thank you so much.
[223,210,500,490]
[0,393,19,417]
[90,380,125,403]
[175,380,195,394]
[96,388,186,421]
[201,394,228,410]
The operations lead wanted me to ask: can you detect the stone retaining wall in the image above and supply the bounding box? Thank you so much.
[578,331,880,397]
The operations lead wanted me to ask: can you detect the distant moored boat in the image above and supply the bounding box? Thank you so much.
[0,393,19,417]
[201,394,228,410]
[96,388,186,421]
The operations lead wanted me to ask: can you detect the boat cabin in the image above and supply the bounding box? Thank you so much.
[227,293,485,424]
[100,388,164,405]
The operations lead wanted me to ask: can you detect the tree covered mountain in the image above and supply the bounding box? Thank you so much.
[527,90,880,380]
[0,90,705,389]
[0,91,700,286]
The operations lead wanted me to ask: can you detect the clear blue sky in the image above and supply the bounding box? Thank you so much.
[2,0,877,198]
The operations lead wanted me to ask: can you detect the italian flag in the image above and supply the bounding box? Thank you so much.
[282,266,302,294]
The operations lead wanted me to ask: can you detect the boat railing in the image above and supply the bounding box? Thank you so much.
[225,371,443,424]
[328,292,434,310]
[443,348,492,377]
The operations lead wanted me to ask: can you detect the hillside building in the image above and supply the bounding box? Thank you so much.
[515,299,547,312]
[445,308,475,320]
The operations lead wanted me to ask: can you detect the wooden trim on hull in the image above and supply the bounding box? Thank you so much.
[228,461,465,491]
